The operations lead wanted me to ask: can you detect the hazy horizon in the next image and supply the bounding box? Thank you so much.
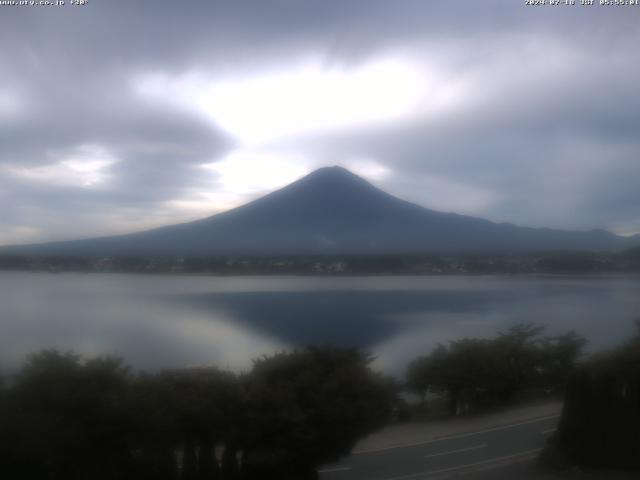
[5,165,639,249]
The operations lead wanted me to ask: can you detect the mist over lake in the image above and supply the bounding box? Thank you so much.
[1,272,639,376]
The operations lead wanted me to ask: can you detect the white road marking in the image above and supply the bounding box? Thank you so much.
[354,414,560,454]
[424,443,487,459]
[541,428,557,435]
[317,466,352,473]
[382,448,542,480]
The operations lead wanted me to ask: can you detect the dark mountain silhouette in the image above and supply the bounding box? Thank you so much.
[3,166,637,256]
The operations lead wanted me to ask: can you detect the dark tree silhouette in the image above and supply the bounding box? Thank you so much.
[407,324,586,416]
[242,347,394,480]
[3,350,133,480]
[0,346,394,480]
[546,323,640,470]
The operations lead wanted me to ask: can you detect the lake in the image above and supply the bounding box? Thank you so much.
[1,272,639,376]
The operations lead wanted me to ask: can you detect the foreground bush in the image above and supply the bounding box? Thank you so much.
[544,328,640,470]
[0,347,394,480]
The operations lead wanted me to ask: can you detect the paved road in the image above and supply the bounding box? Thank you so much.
[319,414,560,480]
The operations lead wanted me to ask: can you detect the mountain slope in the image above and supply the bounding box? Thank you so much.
[2,166,634,256]
[623,243,640,258]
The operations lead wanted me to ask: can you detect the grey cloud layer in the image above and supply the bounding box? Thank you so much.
[0,0,638,244]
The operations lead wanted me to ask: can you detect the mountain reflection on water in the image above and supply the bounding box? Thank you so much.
[1,272,639,375]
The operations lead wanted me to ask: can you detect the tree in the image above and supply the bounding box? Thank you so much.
[546,323,640,469]
[406,344,448,402]
[0,347,395,480]
[242,347,395,480]
[406,324,587,416]
[3,350,133,480]
[538,331,588,392]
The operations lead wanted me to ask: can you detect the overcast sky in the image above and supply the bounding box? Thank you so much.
[1,0,639,245]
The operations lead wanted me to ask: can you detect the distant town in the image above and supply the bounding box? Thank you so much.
[2,250,639,275]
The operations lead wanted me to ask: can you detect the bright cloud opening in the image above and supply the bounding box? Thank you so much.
[201,149,311,195]
[162,149,313,219]
[201,59,426,144]
[343,158,392,181]
[134,57,431,145]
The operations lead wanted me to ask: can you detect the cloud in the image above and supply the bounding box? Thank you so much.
[0,1,639,244]
[134,56,430,145]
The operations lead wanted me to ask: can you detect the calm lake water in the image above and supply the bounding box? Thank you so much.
[1,272,639,375]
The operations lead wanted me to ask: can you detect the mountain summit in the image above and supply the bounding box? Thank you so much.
[3,167,634,256]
